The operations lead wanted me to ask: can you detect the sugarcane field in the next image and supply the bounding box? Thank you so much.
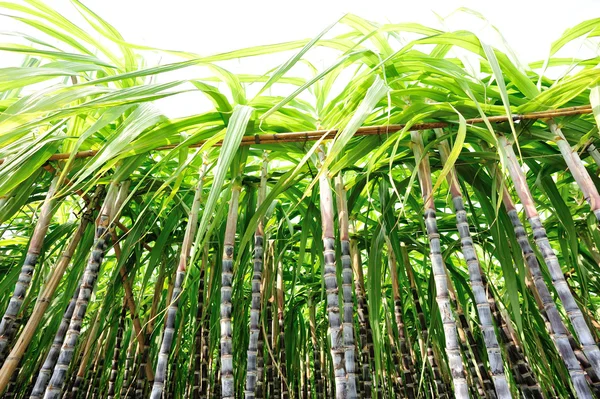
[1,0,600,398]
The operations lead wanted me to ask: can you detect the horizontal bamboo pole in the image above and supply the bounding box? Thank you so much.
[0,105,592,166]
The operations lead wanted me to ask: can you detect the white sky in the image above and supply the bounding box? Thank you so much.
[1,0,599,117]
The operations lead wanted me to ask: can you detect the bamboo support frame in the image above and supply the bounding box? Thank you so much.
[0,106,591,166]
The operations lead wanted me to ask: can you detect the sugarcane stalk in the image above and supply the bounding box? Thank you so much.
[266,295,274,399]
[499,135,596,398]
[200,250,212,399]
[1,189,99,395]
[150,164,206,399]
[69,306,104,399]
[334,174,358,399]
[245,152,268,399]
[88,325,110,399]
[136,346,145,398]
[410,131,469,399]
[436,132,512,398]
[491,287,544,399]
[194,247,209,399]
[382,296,404,396]
[256,319,265,399]
[308,296,323,399]
[387,239,416,399]
[107,301,127,399]
[120,326,137,399]
[276,258,289,399]
[29,281,82,399]
[0,176,60,362]
[549,121,600,223]
[220,172,243,399]
[454,306,493,398]
[42,179,118,399]
[273,274,281,399]
[400,243,450,398]
[349,237,374,399]
[496,174,593,398]
[316,146,347,399]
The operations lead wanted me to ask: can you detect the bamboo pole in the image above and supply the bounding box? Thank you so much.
[0,106,591,166]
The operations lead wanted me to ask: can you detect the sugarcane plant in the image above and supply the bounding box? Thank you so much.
[0,3,600,399]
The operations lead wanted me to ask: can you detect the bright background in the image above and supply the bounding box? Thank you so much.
[1,0,598,117]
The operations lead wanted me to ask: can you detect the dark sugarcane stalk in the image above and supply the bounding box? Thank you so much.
[194,247,209,399]
[387,240,416,399]
[80,322,108,399]
[498,178,593,398]
[256,325,265,399]
[382,297,404,396]
[436,132,512,398]
[34,294,82,399]
[349,238,373,399]
[303,350,310,399]
[276,258,288,399]
[353,340,362,398]
[107,301,127,399]
[88,326,110,399]
[308,296,323,399]
[245,152,268,399]
[167,317,184,399]
[266,298,274,398]
[400,243,450,399]
[42,179,119,399]
[142,260,167,397]
[526,264,600,394]
[220,174,243,399]
[499,135,596,399]
[316,146,347,399]
[150,164,206,399]
[455,323,485,399]
[454,307,493,399]
[445,266,495,398]
[0,189,100,394]
[110,182,155,384]
[214,355,222,399]
[200,250,212,399]
[0,176,59,362]
[410,131,469,399]
[135,347,145,398]
[30,279,84,397]
[334,174,358,399]
[273,278,281,399]
[490,288,544,399]
[265,250,275,399]
[69,306,103,399]
[120,326,137,399]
